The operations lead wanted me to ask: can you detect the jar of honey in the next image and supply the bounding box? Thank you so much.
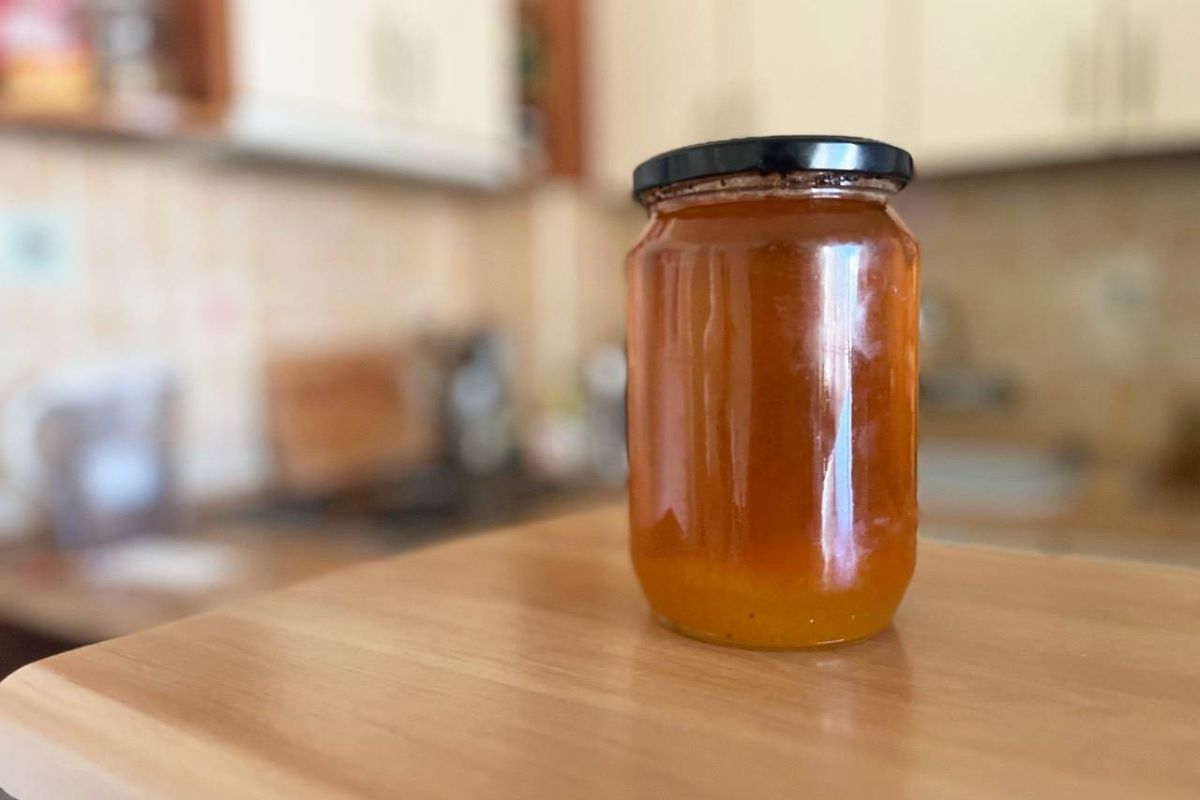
[626,136,919,648]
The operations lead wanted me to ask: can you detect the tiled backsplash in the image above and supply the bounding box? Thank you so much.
[896,156,1200,462]
[0,134,532,502]
[600,156,1200,464]
[2,131,1198,508]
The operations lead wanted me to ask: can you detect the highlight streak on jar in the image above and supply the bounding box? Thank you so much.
[818,243,863,589]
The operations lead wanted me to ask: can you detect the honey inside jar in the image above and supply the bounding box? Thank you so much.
[626,142,919,648]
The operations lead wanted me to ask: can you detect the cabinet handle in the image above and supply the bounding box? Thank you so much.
[371,5,435,122]
[1130,30,1155,113]
[1065,41,1092,118]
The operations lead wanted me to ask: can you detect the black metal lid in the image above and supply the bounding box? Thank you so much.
[632,135,915,199]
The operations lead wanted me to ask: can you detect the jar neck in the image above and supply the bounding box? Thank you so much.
[638,171,903,215]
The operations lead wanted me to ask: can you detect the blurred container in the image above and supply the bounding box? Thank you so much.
[919,290,965,372]
[84,0,178,98]
[3,359,179,548]
[918,440,1083,520]
[523,381,587,482]
[445,331,518,476]
[0,0,97,112]
[1159,396,1200,492]
[583,342,626,486]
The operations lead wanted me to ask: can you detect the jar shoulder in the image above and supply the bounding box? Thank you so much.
[628,199,918,265]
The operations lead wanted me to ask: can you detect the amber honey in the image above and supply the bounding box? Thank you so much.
[627,170,919,648]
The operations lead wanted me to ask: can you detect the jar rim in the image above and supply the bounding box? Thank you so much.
[637,171,904,211]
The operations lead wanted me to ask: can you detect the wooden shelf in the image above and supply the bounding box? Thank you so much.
[0,0,229,141]
[0,95,222,139]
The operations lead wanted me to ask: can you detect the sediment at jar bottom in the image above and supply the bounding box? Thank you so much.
[633,555,913,649]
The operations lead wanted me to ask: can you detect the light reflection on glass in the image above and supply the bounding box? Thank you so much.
[818,243,863,588]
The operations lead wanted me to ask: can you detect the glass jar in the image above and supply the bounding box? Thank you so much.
[626,137,919,648]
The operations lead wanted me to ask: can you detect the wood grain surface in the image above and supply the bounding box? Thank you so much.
[1,506,1198,799]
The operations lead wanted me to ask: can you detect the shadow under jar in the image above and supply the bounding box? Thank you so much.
[626,137,920,648]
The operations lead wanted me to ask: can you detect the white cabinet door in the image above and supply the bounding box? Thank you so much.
[227,0,517,187]
[911,0,1109,170]
[430,0,516,148]
[587,0,910,194]
[230,0,322,109]
[746,0,897,143]
[314,0,378,121]
[1124,0,1200,147]
[587,0,733,195]
[231,0,374,119]
[373,0,515,148]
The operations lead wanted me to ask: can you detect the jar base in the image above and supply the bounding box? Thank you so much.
[634,554,911,650]
[653,612,892,650]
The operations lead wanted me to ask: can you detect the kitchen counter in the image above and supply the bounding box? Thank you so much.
[0,521,384,646]
[922,504,1200,567]
[0,487,621,654]
[1,506,1198,799]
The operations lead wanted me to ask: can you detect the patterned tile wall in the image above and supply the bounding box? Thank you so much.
[2,130,1196,507]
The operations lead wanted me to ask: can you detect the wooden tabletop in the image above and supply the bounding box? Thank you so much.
[1,506,1198,800]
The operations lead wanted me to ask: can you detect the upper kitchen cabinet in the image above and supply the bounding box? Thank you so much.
[373,1,516,155]
[226,0,520,187]
[587,0,903,197]
[558,0,1200,191]
[1122,0,1200,148]
[230,0,367,117]
[746,0,896,144]
[587,0,741,196]
[909,0,1116,170]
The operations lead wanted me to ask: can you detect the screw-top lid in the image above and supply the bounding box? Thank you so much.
[632,135,915,200]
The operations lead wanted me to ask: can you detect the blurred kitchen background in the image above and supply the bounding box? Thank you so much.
[1,0,1199,675]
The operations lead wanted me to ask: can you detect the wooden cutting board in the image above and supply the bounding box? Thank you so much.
[266,346,438,494]
[1,506,1198,799]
